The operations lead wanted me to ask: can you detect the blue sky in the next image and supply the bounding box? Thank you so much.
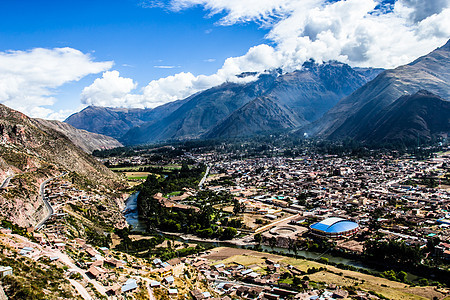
[0,0,448,119]
[0,0,268,114]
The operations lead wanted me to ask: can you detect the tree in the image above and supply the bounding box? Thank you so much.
[397,271,407,283]
[221,227,237,240]
[269,237,277,250]
[254,233,262,244]
[233,199,245,215]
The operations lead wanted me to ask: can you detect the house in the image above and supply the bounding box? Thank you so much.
[435,242,450,260]
[85,246,99,256]
[150,280,161,288]
[54,243,65,250]
[121,279,138,293]
[0,228,11,235]
[87,265,109,280]
[19,247,33,256]
[107,285,121,296]
[99,247,109,255]
[33,233,45,244]
[105,259,125,268]
[167,257,184,274]
[191,289,204,300]
[333,289,349,299]
[0,266,12,277]
[168,288,178,296]
[163,275,175,285]
[153,258,162,266]
[74,238,86,247]
[158,265,173,277]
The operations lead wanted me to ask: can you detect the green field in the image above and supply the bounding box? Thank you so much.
[109,164,182,172]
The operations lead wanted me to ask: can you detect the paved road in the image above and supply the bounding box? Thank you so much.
[198,165,211,189]
[35,172,67,230]
[0,175,13,189]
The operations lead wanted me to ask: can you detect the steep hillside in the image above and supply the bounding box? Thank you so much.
[361,90,450,143]
[311,39,450,139]
[205,96,307,138]
[64,99,185,139]
[205,61,381,139]
[0,104,122,227]
[34,118,122,153]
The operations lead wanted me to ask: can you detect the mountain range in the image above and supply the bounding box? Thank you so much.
[64,39,450,146]
[310,39,450,142]
[66,62,382,144]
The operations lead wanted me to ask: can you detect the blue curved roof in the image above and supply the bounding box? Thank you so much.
[310,217,359,233]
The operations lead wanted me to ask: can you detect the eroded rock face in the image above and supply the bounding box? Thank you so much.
[33,119,123,153]
[0,103,124,227]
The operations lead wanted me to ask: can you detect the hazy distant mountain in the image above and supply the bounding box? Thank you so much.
[310,39,450,140]
[205,61,382,139]
[64,99,186,139]
[34,118,122,153]
[361,90,450,143]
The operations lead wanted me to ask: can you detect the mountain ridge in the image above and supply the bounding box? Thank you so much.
[309,39,450,140]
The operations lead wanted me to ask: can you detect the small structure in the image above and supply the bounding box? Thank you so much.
[0,266,12,277]
[87,265,109,280]
[150,280,160,288]
[19,247,33,256]
[163,275,175,285]
[121,279,138,293]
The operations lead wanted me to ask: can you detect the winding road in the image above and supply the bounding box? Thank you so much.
[0,175,13,189]
[35,172,67,231]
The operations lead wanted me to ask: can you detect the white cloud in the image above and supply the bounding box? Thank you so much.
[0,47,112,119]
[82,44,281,108]
[85,0,449,109]
[81,71,138,107]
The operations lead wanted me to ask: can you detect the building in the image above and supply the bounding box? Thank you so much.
[310,217,359,238]
[121,279,138,293]
[0,266,12,277]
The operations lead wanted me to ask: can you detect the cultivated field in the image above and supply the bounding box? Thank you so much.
[204,247,448,300]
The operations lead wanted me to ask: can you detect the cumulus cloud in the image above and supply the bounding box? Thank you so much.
[86,0,449,109]
[398,0,449,22]
[83,44,282,108]
[81,71,138,107]
[0,47,112,119]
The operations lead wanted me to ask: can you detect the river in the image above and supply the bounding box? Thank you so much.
[123,192,147,232]
[123,192,381,271]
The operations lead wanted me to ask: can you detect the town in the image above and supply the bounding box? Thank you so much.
[1,142,450,299]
